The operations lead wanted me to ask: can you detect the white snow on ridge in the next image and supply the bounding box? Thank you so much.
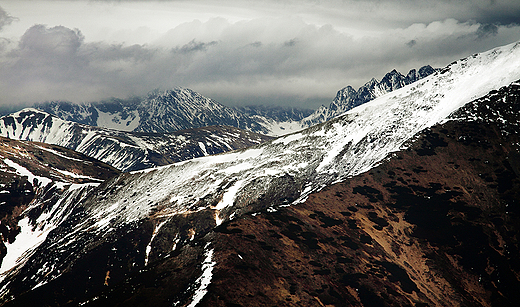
[3,159,52,188]
[79,40,520,232]
[0,109,76,147]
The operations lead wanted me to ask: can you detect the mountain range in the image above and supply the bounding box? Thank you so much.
[0,40,519,306]
[0,66,436,174]
[34,89,312,136]
[300,65,438,127]
[33,66,436,137]
[0,109,272,172]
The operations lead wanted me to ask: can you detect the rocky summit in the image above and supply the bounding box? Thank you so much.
[300,65,439,128]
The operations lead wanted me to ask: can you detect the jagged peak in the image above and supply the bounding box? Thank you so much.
[335,85,356,97]
[385,68,400,76]
[363,77,379,88]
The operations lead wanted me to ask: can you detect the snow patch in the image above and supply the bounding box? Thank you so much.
[95,108,140,132]
[185,244,215,307]
[0,217,49,276]
[3,159,52,187]
[215,180,245,210]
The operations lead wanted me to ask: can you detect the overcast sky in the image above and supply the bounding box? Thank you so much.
[0,0,519,109]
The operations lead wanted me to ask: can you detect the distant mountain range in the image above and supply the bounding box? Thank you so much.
[0,109,272,172]
[1,41,519,306]
[301,65,438,127]
[32,66,436,137]
[34,89,313,136]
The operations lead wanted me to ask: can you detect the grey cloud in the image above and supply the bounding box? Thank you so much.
[177,40,218,53]
[476,23,499,39]
[85,43,156,62]
[0,6,16,31]
[406,39,417,47]
[1,16,520,109]
[18,25,83,56]
[284,39,298,47]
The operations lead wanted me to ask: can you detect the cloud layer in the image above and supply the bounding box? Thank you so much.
[1,1,520,109]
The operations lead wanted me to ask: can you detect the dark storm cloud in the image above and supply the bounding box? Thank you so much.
[0,6,17,31]
[471,1,520,25]
[0,24,161,106]
[476,23,499,39]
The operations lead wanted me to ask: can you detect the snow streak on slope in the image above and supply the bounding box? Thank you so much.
[0,184,97,278]
[0,140,112,285]
[2,41,520,300]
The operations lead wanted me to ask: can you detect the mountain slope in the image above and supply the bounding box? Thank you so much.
[1,41,520,306]
[0,137,119,280]
[186,83,520,306]
[0,109,272,172]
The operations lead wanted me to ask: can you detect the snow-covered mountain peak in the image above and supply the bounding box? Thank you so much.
[300,65,440,128]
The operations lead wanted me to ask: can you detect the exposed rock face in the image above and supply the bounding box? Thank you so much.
[35,90,313,136]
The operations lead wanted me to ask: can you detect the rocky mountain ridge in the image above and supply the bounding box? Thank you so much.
[35,90,313,136]
[300,65,439,127]
[0,109,272,172]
